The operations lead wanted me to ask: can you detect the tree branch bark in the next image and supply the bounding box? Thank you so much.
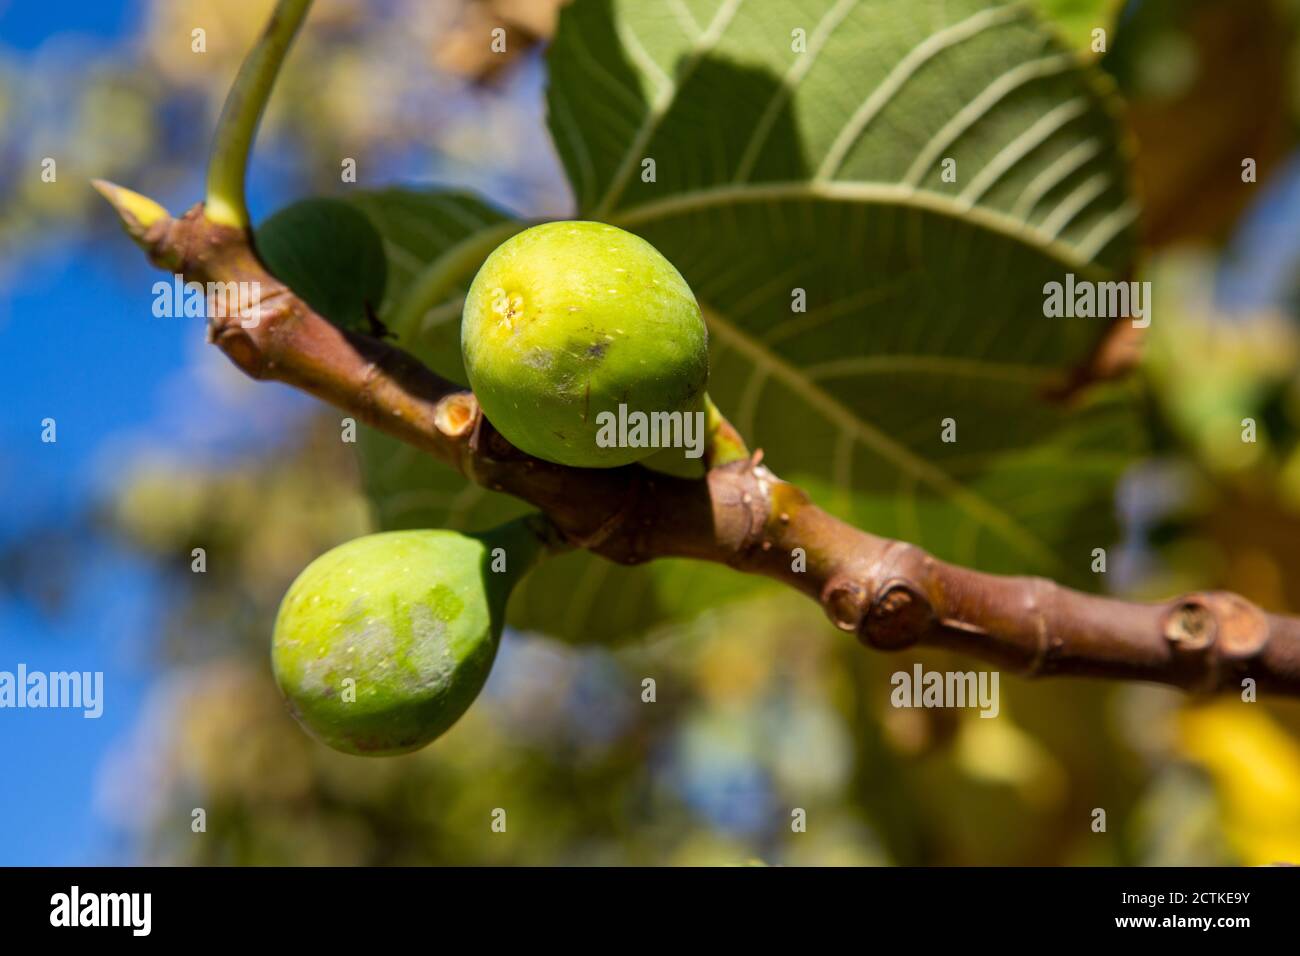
[100,194,1300,697]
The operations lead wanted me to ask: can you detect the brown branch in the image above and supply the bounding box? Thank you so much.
[102,194,1300,697]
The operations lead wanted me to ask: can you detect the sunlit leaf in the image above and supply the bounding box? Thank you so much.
[547,0,1144,582]
[295,0,1147,641]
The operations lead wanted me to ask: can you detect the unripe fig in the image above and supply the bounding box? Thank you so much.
[271,518,546,756]
[461,220,708,468]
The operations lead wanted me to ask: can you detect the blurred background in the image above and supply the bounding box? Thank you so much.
[3,0,1300,866]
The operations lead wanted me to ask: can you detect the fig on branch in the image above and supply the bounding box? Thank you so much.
[461,220,709,468]
[271,517,548,756]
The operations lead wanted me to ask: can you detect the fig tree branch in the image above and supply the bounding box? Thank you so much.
[95,190,1300,696]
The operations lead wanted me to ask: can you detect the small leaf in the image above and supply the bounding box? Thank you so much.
[255,198,388,332]
[345,189,521,382]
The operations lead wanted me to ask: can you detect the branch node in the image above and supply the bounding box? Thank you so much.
[435,393,479,438]
[1163,598,1216,651]
[822,576,869,633]
[1205,592,1268,660]
[211,325,269,379]
[861,579,934,650]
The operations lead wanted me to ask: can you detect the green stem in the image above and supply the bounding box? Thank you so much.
[205,0,315,229]
[704,393,751,467]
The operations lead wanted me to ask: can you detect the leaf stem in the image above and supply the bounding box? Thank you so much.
[204,0,315,230]
[704,393,751,467]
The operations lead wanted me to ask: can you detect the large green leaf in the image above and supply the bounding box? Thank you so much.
[545,0,1144,581]
[278,0,1146,643]
[345,189,520,382]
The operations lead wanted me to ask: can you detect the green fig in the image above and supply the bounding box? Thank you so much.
[461,220,709,468]
[271,517,547,756]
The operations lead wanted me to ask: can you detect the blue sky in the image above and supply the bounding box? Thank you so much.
[0,0,139,51]
[0,229,177,859]
[1,0,151,863]
[0,0,286,864]
[0,0,555,865]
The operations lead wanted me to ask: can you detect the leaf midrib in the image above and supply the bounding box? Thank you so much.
[608,180,1131,274]
[702,305,1064,572]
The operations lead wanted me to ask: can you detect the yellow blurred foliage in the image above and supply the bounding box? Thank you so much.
[1178,701,1300,865]
[955,712,1067,810]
